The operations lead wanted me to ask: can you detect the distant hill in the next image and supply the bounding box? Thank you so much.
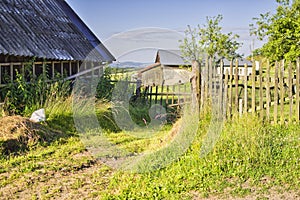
[109,61,151,69]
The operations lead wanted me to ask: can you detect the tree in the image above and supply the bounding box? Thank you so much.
[180,15,242,63]
[250,0,300,62]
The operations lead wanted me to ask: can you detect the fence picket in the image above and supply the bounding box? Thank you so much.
[288,62,293,122]
[296,59,300,122]
[266,60,271,121]
[235,59,239,113]
[244,63,248,113]
[224,69,229,118]
[279,60,285,124]
[259,60,264,118]
[229,60,233,117]
[251,61,256,114]
[274,62,279,124]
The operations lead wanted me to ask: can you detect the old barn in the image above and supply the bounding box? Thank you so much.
[139,50,192,86]
[0,0,115,86]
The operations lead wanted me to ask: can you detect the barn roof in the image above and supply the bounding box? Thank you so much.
[0,0,115,62]
[223,58,252,66]
[155,50,189,66]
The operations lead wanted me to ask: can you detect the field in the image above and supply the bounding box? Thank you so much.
[0,95,299,199]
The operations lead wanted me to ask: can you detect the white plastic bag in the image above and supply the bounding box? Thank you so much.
[30,108,46,123]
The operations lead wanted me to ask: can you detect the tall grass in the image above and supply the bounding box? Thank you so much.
[0,61,72,117]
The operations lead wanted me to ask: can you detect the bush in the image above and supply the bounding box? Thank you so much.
[95,67,114,101]
[1,60,71,116]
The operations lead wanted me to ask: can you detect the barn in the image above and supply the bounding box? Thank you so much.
[139,49,192,86]
[0,0,115,86]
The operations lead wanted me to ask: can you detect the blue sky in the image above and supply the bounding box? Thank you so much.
[66,0,278,62]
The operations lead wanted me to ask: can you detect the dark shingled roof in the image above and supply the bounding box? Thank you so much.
[0,0,115,62]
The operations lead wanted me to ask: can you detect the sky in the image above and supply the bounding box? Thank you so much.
[65,0,278,63]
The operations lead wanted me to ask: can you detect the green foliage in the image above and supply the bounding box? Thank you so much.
[180,14,242,63]
[1,60,71,116]
[95,67,114,101]
[250,0,300,61]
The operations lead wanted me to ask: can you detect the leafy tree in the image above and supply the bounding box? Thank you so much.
[250,0,300,61]
[180,14,242,63]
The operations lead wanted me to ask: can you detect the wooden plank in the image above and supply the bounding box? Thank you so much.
[296,59,300,122]
[219,60,224,115]
[209,57,213,101]
[191,60,200,109]
[235,59,239,113]
[155,86,159,104]
[172,85,175,105]
[69,61,72,76]
[224,69,229,118]
[251,61,256,114]
[239,98,243,116]
[244,63,248,113]
[274,61,279,124]
[288,62,293,122]
[77,61,80,74]
[200,60,205,110]
[279,60,285,124]
[61,62,64,76]
[266,60,271,121]
[149,86,153,105]
[204,56,209,109]
[52,61,55,79]
[10,63,13,82]
[166,86,169,107]
[160,84,164,106]
[0,64,2,85]
[229,60,233,117]
[259,60,264,118]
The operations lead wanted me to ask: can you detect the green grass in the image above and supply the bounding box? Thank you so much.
[0,97,299,199]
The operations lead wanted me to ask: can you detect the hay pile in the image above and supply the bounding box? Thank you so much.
[0,116,58,155]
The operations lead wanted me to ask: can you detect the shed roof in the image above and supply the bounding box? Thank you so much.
[155,49,189,66]
[0,0,115,62]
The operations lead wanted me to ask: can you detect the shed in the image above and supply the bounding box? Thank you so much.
[139,49,192,86]
[0,0,115,85]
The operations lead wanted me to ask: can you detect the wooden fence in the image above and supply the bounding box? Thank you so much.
[194,59,300,124]
[112,79,192,110]
[126,58,300,124]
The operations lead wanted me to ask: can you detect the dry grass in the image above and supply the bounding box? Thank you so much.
[0,116,61,155]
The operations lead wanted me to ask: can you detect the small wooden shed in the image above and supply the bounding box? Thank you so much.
[139,50,192,86]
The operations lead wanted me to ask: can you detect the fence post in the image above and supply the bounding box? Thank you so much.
[296,59,300,122]
[251,61,256,114]
[224,69,229,118]
[235,59,239,113]
[259,60,264,119]
[229,60,233,118]
[219,60,224,116]
[266,60,271,122]
[244,63,248,113]
[288,62,293,122]
[191,60,200,110]
[239,98,243,116]
[279,60,285,124]
[274,61,279,124]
